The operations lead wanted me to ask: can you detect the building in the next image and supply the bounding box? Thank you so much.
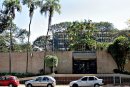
[52,30,117,51]
[53,31,69,51]
[94,30,116,42]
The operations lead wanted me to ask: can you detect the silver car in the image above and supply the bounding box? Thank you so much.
[25,76,56,87]
[69,76,104,87]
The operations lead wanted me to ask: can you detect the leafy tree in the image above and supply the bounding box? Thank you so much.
[40,0,61,51]
[0,10,11,33]
[107,36,130,72]
[40,0,61,73]
[3,0,22,73]
[50,22,71,32]
[13,28,29,52]
[44,55,58,73]
[33,35,47,51]
[0,36,8,52]
[67,20,96,51]
[15,29,29,44]
[22,0,41,73]
[94,22,115,31]
[96,42,110,50]
[32,22,71,51]
[0,25,28,52]
[22,0,40,44]
[12,43,28,52]
[116,30,130,41]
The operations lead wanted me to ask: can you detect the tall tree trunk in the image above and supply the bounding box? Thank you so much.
[44,11,52,74]
[50,67,53,73]
[9,20,13,73]
[26,17,32,73]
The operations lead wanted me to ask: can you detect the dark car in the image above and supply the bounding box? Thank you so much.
[0,75,20,87]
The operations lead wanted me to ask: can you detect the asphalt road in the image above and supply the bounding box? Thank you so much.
[0,84,130,87]
[18,84,130,87]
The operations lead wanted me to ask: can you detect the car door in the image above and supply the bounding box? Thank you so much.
[40,77,50,86]
[79,77,88,86]
[87,77,95,86]
[0,76,8,86]
[32,77,42,86]
[0,77,4,86]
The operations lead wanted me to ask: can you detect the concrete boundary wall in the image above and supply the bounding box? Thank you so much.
[96,50,117,73]
[0,51,73,74]
[0,50,128,74]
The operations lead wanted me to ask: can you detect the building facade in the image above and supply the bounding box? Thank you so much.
[52,30,117,51]
[53,31,69,51]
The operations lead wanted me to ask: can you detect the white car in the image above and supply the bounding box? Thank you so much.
[25,76,56,87]
[69,76,104,87]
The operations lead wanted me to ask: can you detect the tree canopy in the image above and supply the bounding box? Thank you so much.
[94,22,115,31]
[107,36,130,72]
[0,26,29,52]
[67,20,96,51]
[44,55,58,73]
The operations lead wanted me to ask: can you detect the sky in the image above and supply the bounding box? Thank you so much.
[1,0,130,43]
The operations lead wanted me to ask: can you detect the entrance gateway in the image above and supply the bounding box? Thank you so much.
[72,51,97,74]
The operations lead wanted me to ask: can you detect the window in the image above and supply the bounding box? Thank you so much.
[36,77,42,81]
[0,77,4,80]
[81,77,88,81]
[43,77,49,81]
[89,77,94,81]
[0,76,6,80]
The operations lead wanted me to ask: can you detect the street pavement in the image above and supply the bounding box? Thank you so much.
[18,84,130,87]
[0,84,130,87]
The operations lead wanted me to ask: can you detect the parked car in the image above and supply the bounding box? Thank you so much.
[0,75,20,87]
[69,76,104,87]
[25,76,56,87]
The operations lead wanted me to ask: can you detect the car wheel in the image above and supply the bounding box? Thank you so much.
[72,84,78,87]
[94,84,100,87]
[9,84,14,87]
[27,84,32,87]
[47,84,53,87]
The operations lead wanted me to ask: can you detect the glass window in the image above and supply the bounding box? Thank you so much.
[94,77,98,80]
[36,77,42,81]
[81,77,88,81]
[43,77,49,81]
[0,77,4,80]
[89,77,94,81]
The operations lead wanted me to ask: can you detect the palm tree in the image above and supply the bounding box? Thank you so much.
[2,0,22,73]
[40,0,61,73]
[22,0,40,73]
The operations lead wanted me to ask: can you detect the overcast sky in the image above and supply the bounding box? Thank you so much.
[1,0,130,43]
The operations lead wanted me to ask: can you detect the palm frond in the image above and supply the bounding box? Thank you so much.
[40,5,48,16]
